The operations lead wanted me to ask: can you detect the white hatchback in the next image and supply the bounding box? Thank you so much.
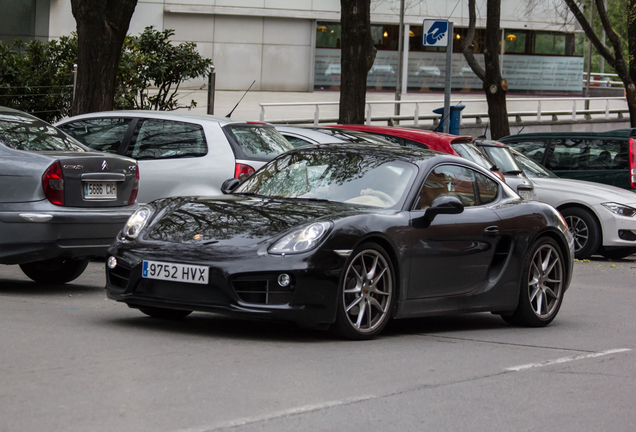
[56,112,293,203]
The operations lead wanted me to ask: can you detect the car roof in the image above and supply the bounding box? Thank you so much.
[500,129,636,140]
[333,125,474,145]
[55,110,271,127]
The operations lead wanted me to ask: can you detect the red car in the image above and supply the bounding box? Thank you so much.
[331,124,506,181]
[331,125,471,155]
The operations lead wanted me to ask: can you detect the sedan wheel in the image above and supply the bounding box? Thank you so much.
[19,258,90,284]
[561,207,601,259]
[332,243,395,340]
[502,237,564,327]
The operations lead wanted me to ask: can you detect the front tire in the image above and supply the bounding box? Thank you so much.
[138,306,192,319]
[19,258,90,284]
[560,207,601,259]
[502,237,565,327]
[332,243,396,340]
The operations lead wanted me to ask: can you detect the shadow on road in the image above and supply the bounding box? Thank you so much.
[0,278,101,295]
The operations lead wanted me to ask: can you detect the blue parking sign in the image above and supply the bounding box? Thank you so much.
[423,19,449,47]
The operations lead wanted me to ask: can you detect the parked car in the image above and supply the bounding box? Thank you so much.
[333,124,463,155]
[332,125,510,183]
[275,125,396,148]
[0,107,139,283]
[56,112,293,203]
[511,148,636,260]
[471,140,537,200]
[105,143,574,339]
[499,129,636,191]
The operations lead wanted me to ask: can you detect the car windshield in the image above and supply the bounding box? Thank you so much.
[235,148,417,208]
[0,113,87,152]
[451,143,495,169]
[480,145,524,174]
[224,125,293,160]
[510,149,558,178]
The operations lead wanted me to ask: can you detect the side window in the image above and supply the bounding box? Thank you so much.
[127,119,207,159]
[588,139,628,170]
[403,138,428,149]
[546,138,586,170]
[58,118,132,154]
[282,135,313,148]
[371,133,402,145]
[475,171,498,204]
[505,140,548,164]
[417,165,477,210]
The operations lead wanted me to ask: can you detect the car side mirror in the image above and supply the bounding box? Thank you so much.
[413,195,464,228]
[221,178,240,194]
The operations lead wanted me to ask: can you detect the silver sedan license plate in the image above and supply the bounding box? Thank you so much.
[519,190,533,200]
[142,260,209,285]
[84,182,117,199]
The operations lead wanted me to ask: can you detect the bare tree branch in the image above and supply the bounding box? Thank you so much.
[462,0,486,81]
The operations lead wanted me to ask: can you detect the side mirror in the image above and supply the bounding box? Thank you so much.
[413,195,464,228]
[221,178,240,194]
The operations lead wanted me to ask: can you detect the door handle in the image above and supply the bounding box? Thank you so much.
[483,226,499,238]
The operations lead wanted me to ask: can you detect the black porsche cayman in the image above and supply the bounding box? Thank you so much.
[105,143,574,339]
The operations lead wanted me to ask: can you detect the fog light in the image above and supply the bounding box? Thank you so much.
[278,273,291,287]
[107,256,117,269]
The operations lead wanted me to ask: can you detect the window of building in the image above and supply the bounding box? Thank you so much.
[0,0,36,43]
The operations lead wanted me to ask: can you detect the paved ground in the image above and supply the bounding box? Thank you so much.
[0,257,634,432]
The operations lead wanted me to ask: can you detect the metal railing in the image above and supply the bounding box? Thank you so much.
[259,96,629,126]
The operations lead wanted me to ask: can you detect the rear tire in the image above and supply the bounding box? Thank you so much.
[138,306,192,319]
[502,237,565,327]
[560,207,601,259]
[19,258,90,284]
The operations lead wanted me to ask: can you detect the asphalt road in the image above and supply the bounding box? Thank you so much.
[0,258,634,432]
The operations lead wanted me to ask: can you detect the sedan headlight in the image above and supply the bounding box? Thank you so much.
[123,206,154,239]
[269,221,333,254]
[601,202,636,217]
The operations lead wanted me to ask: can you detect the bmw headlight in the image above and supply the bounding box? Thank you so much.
[123,206,154,239]
[601,202,636,217]
[269,221,333,254]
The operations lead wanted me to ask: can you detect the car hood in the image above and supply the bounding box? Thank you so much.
[143,195,378,248]
[531,177,636,206]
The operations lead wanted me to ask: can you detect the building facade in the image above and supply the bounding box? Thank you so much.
[2,0,583,94]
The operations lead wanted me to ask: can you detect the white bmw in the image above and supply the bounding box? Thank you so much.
[512,149,636,260]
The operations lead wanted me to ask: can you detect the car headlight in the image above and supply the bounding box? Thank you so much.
[269,221,332,254]
[601,202,636,217]
[123,206,154,239]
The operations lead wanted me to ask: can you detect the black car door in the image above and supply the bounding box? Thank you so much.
[408,164,502,299]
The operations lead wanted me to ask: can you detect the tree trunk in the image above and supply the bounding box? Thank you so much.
[338,0,375,124]
[482,0,510,139]
[70,0,138,115]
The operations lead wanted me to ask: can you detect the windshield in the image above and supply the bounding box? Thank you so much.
[480,145,524,174]
[451,143,495,170]
[0,113,87,152]
[235,148,417,208]
[510,149,558,178]
[225,125,293,160]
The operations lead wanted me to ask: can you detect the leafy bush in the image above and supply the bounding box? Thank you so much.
[116,26,214,111]
[0,26,213,121]
[0,36,76,123]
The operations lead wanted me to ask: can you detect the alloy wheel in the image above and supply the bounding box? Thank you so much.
[564,214,588,253]
[342,249,393,334]
[527,243,563,318]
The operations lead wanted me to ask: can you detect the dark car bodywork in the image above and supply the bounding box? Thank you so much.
[105,145,574,336]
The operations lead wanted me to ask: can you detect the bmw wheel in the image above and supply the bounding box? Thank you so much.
[332,243,395,340]
[502,237,565,327]
[560,207,601,259]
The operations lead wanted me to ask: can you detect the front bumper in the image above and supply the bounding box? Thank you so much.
[597,204,636,247]
[0,201,137,264]
[105,248,345,325]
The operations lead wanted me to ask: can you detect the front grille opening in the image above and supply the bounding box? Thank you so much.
[232,278,294,305]
[109,261,132,289]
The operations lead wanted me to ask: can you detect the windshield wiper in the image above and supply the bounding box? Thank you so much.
[504,170,524,175]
